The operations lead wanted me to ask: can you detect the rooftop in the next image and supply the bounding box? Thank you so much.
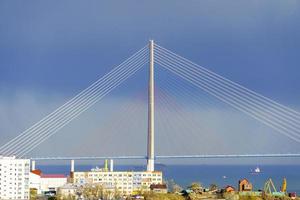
[41,174,66,178]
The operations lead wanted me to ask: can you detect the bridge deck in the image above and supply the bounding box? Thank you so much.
[31,153,300,160]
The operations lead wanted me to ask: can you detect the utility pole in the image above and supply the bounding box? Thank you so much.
[147,40,155,172]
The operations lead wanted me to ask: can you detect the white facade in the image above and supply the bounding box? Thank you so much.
[0,156,30,200]
[29,172,67,194]
[40,175,67,192]
[29,172,41,194]
[73,170,163,195]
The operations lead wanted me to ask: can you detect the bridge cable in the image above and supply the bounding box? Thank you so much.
[0,46,147,155]
[155,44,300,120]
[18,56,147,157]
[155,56,300,143]
[1,46,148,157]
[155,45,300,130]
[155,49,300,143]
[0,46,148,155]
[11,53,147,157]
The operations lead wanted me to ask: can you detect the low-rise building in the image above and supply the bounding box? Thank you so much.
[40,174,68,193]
[238,179,252,191]
[29,170,67,194]
[225,185,235,193]
[72,170,163,195]
[57,184,77,197]
[0,156,30,200]
[150,184,167,193]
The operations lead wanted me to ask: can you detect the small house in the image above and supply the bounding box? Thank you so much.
[225,185,235,193]
[238,179,253,191]
[150,184,168,193]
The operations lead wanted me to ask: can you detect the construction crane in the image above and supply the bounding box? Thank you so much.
[264,178,285,197]
[264,179,277,194]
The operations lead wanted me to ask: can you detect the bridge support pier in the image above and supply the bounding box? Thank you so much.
[110,159,114,172]
[70,159,75,180]
[71,159,75,173]
[31,160,36,171]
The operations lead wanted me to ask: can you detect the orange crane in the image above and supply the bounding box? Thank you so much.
[281,178,287,193]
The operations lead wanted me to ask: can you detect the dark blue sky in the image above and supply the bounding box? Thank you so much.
[1,1,300,103]
[0,1,300,161]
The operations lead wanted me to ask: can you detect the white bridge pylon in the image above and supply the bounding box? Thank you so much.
[1,40,300,168]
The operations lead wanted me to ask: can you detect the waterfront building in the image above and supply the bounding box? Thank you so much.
[72,169,163,195]
[40,174,67,193]
[29,170,67,195]
[238,179,253,191]
[0,156,30,200]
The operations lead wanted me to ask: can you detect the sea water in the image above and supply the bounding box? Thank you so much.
[37,164,300,194]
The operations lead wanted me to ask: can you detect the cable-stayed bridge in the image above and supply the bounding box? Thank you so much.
[1,40,300,170]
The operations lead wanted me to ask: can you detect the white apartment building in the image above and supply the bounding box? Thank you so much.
[0,156,30,200]
[72,170,163,195]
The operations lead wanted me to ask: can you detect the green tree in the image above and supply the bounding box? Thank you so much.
[188,182,203,193]
[30,188,38,200]
[168,179,183,193]
[144,192,184,200]
[55,194,76,200]
[209,183,218,191]
[82,183,104,199]
[81,183,123,200]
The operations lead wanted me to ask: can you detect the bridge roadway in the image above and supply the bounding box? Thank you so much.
[31,153,300,161]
